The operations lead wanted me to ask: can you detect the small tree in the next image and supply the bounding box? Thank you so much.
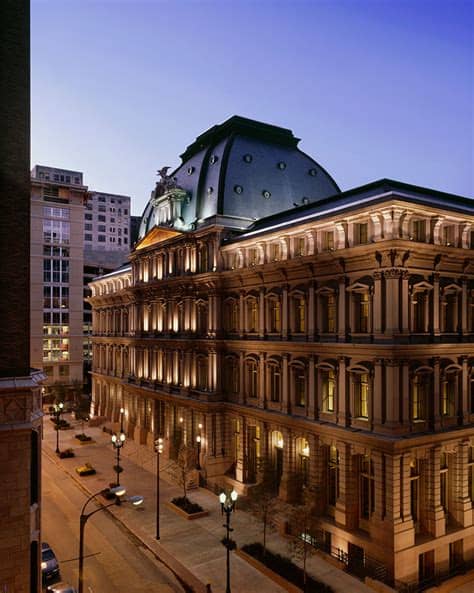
[287,484,318,593]
[174,443,196,501]
[243,458,281,558]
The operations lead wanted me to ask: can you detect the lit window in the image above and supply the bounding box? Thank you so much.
[321,369,335,412]
[354,373,369,418]
[354,223,368,245]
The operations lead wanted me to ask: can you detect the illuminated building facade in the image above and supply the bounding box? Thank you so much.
[89,116,474,589]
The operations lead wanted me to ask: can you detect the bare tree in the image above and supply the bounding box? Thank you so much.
[173,443,196,501]
[287,484,318,592]
[242,459,281,558]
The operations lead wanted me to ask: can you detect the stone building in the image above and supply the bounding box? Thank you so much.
[88,116,474,589]
[0,2,43,592]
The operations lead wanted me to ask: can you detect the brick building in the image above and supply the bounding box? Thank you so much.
[88,116,474,590]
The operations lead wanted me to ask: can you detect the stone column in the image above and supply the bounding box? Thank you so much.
[385,270,401,335]
[308,281,315,341]
[461,277,468,335]
[258,352,266,408]
[282,354,289,414]
[385,360,400,429]
[424,447,446,537]
[451,441,473,527]
[433,357,441,430]
[337,276,346,341]
[373,359,383,429]
[336,356,348,426]
[373,272,383,335]
[259,287,265,338]
[335,443,358,529]
[308,356,316,419]
[282,285,288,340]
[239,291,245,338]
[401,271,410,334]
[239,352,245,404]
[433,273,440,336]
[461,356,470,423]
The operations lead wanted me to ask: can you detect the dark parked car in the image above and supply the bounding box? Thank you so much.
[41,542,59,583]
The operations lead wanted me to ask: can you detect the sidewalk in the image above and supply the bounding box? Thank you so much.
[42,412,374,593]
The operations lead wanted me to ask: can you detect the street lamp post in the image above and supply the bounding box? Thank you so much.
[111,431,126,486]
[196,435,201,470]
[52,402,64,454]
[78,486,143,593]
[220,489,238,593]
[154,436,164,540]
[119,406,125,432]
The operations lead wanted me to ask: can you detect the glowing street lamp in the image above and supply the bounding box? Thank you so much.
[78,486,143,593]
[220,489,238,593]
[154,436,164,540]
[52,402,64,454]
[111,431,126,486]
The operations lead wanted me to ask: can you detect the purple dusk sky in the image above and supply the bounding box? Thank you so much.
[32,0,473,216]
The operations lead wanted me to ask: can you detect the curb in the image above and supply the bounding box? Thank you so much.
[43,445,211,593]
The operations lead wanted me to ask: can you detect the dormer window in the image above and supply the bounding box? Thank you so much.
[270,243,281,261]
[248,248,257,266]
[323,231,334,251]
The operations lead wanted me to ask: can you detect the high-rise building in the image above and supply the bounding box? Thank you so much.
[88,116,474,591]
[0,2,43,591]
[31,165,88,389]
[84,191,131,268]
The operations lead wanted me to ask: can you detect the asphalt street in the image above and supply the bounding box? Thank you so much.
[42,451,184,593]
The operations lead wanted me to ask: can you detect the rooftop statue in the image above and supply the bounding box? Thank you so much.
[155,166,180,197]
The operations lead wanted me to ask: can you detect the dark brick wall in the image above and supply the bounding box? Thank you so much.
[0,0,31,376]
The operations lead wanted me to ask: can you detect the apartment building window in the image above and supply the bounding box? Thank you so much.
[43,285,69,309]
[85,213,92,220]
[98,205,106,212]
[59,365,69,377]
[43,219,70,244]
[110,227,115,232]
[85,223,92,231]
[98,196,106,202]
[43,206,69,219]
[354,222,369,245]
[124,209,128,215]
[43,259,69,283]
[442,292,458,332]
[411,219,426,242]
[42,337,69,361]
[328,445,340,506]
[111,217,115,223]
[43,245,69,257]
[323,230,334,251]
[354,373,369,418]
[269,363,281,402]
[98,215,106,222]
[98,235,106,242]
[412,290,428,332]
[360,456,375,519]
[85,234,92,242]
[321,369,335,413]
[98,225,106,232]
[124,238,128,244]
[74,177,80,184]
[124,228,128,235]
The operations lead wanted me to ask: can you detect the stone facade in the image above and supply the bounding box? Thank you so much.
[88,119,474,590]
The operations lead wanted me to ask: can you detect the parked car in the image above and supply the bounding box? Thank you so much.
[75,462,96,476]
[41,542,59,582]
[46,582,76,593]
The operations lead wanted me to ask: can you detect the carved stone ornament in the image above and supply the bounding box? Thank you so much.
[155,166,181,197]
